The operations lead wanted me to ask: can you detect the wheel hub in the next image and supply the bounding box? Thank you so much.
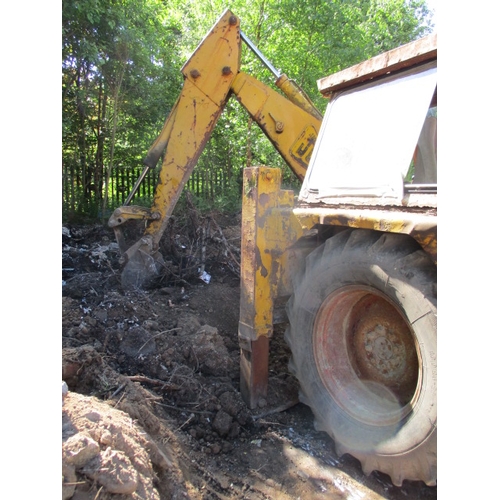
[313,286,420,425]
[351,298,417,395]
[366,326,405,370]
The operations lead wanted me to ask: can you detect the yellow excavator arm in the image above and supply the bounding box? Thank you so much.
[108,9,321,288]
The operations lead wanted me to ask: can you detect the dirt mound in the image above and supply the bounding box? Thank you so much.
[62,390,173,499]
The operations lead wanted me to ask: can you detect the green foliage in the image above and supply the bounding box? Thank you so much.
[62,0,183,218]
[62,0,434,222]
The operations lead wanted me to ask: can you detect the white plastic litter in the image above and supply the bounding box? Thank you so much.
[199,271,211,284]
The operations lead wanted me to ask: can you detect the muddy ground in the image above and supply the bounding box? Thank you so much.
[62,211,438,499]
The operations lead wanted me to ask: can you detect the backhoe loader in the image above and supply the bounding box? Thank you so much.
[109,9,437,488]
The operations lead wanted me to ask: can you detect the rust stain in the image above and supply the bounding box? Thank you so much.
[255,247,268,278]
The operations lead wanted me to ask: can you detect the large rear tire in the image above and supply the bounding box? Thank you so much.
[285,229,437,486]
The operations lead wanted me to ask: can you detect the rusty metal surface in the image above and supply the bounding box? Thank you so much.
[313,286,420,426]
[318,33,437,96]
[238,166,302,407]
[293,206,437,263]
[238,167,300,341]
[239,336,269,409]
[108,205,156,228]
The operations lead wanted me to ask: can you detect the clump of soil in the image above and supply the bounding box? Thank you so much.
[62,390,174,500]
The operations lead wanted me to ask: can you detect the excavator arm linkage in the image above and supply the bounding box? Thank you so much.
[108,9,321,289]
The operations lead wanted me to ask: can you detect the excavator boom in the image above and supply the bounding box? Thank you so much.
[109,9,321,288]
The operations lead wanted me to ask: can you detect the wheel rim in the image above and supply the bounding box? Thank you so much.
[313,285,421,427]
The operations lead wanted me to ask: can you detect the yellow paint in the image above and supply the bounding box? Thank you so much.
[292,207,437,262]
[112,10,322,254]
[232,73,321,181]
[239,167,302,341]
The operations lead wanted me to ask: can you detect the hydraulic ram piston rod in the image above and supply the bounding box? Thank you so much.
[240,31,281,79]
[241,30,322,121]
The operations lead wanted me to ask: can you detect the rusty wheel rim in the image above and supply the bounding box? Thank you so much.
[313,285,421,426]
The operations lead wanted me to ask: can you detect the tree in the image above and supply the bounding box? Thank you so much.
[62,0,182,218]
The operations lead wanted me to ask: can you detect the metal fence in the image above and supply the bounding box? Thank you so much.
[62,162,234,219]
